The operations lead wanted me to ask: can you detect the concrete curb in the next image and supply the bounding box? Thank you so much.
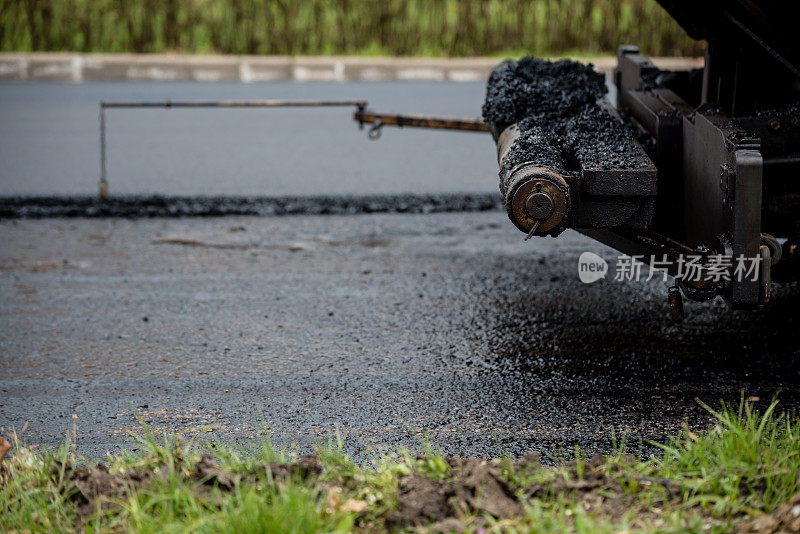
[0,53,703,83]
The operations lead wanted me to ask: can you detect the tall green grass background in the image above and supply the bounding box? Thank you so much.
[0,0,702,57]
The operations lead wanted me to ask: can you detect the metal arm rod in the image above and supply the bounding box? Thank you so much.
[99,106,108,199]
[101,99,368,109]
[353,109,489,133]
[98,99,489,199]
[98,99,368,199]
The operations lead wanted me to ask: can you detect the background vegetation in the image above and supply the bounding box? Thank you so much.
[0,0,702,57]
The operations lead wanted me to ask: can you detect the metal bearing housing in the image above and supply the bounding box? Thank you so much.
[503,163,571,236]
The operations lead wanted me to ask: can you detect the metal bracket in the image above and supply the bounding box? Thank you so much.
[98,99,368,200]
[99,99,490,198]
[719,163,735,211]
[368,119,383,140]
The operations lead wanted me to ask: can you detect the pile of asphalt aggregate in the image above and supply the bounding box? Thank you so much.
[562,105,651,169]
[0,194,501,219]
[481,58,607,129]
[482,57,650,178]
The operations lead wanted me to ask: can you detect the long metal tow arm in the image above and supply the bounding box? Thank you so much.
[100,99,368,109]
[353,108,489,139]
[98,99,488,198]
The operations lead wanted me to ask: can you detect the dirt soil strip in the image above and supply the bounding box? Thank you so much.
[9,450,799,532]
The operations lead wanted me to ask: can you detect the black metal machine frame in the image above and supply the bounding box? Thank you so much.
[604,0,800,313]
[492,1,799,317]
[607,46,768,309]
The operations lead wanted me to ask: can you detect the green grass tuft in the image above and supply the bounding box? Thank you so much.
[650,394,800,515]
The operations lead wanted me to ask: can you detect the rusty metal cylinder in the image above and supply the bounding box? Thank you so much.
[496,124,571,236]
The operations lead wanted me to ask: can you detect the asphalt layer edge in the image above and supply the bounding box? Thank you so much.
[0,194,502,218]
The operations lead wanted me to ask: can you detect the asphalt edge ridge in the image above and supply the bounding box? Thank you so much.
[0,193,502,218]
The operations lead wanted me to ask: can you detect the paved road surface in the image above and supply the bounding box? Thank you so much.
[0,81,497,197]
[1,79,796,461]
[2,214,799,460]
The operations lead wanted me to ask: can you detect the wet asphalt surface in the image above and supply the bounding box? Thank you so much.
[1,78,799,461]
[2,213,800,461]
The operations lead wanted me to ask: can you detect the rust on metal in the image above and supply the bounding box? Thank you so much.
[494,122,571,237]
[353,109,489,135]
[496,124,520,164]
[505,164,571,237]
